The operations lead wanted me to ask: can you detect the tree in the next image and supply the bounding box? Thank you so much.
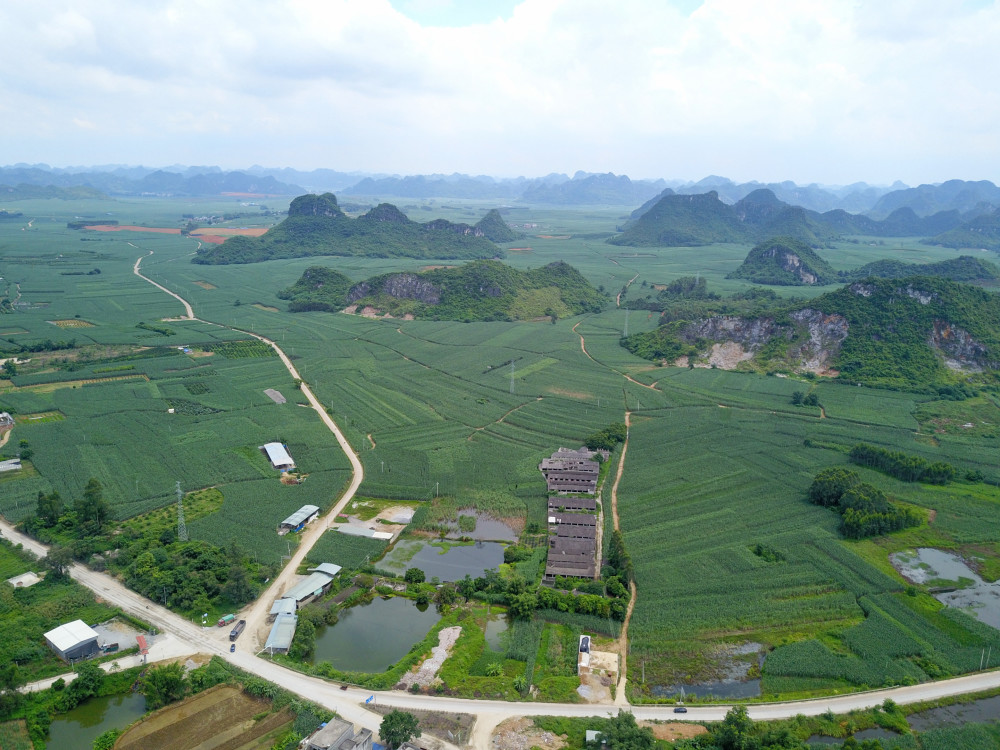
[141,662,188,709]
[380,709,420,750]
[457,574,476,602]
[221,564,255,605]
[2,359,16,377]
[404,567,425,584]
[790,391,804,405]
[587,711,654,750]
[713,705,759,750]
[44,544,74,580]
[506,593,537,621]
[75,477,111,533]
[36,490,63,527]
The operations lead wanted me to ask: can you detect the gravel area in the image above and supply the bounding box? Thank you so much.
[398,626,462,688]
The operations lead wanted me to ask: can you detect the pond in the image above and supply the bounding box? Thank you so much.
[651,679,761,700]
[311,596,440,673]
[806,727,903,746]
[907,694,1000,730]
[381,540,505,582]
[46,692,146,750]
[484,616,508,651]
[891,548,1000,630]
[445,512,518,543]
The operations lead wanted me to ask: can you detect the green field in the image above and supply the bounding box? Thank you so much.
[3,196,1000,699]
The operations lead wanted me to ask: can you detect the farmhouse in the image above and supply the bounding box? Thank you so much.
[268,598,296,622]
[281,567,339,607]
[336,525,393,541]
[264,612,298,654]
[260,441,295,471]
[548,513,597,529]
[549,496,597,513]
[545,535,597,580]
[539,446,606,494]
[0,412,13,429]
[279,504,320,534]
[44,620,100,662]
[0,458,22,473]
[304,718,373,750]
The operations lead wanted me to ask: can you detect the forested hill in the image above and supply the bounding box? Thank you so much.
[840,255,1000,283]
[192,193,500,264]
[925,206,1000,250]
[728,237,836,286]
[279,260,608,321]
[622,276,1000,390]
[611,189,966,247]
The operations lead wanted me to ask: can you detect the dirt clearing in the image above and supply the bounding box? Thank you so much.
[645,721,709,741]
[494,717,564,750]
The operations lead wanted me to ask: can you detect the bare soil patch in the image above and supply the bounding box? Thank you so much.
[48,319,94,328]
[193,280,217,290]
[546,387,593,400]
[191,227,269,237]
[193,234,226,244]
[253,304,279,312]
[421,265,456,271]
[369,704,476,745]
[537,235,571,239]
[115,684,291,750]
[645,721,709,741]
[507,247,533,252]
[397,626,462,688]
[495,717,565,750]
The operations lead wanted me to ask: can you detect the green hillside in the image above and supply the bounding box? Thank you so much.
[840,255,1000,283]
[280,259,607,322]
[275,266,354,312]
[192,192,499,264]
[474,209,521,242]
[926,206,1000,250]
[623,276,1000,389]
[610,191,747,246]
[728,236,836,285]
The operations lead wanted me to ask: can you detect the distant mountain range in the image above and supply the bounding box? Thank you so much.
[4,164,1000,225]
[0,164,304,197]
[611,188,998,248]
[192,193,500,264]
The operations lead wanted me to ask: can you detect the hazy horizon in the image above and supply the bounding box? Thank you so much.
[2,0,999,186]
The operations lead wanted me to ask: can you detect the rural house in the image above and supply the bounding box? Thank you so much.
[0,412,13,430]
[304,717,373,750]
[264,612,298,654]
[539,446,606,494]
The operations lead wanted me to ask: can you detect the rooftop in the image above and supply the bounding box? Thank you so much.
[44,620,99,651]
[281,504,320,528]
[265,613,298,651]
[282,571,335,602]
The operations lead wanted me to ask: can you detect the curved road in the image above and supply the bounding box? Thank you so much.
[5,251,999,747]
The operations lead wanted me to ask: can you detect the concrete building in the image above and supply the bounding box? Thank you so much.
[44,620,100,662]
[260,442,295,471]
[279,504,320,534]
[264,613,298,654]
[0,412,13,429]
[548,496,597,513]
[539,446,604,495]
[304,717,373,750]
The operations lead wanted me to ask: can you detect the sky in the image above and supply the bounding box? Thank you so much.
[1,0,999,185]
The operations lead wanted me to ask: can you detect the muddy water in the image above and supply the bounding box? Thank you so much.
[311,596,439,673]
[46,692,146,750]
[907,694,1000,730]
[485,616,508,651]
[406,541,505,582]
[445,511,517,542]
[891,548,1000,630]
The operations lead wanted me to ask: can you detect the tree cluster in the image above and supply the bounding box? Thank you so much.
[585,423,627,451]
[848,443,955,485]
[807,467,921,539]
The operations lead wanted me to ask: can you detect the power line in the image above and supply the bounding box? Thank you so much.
[176,481,188,542]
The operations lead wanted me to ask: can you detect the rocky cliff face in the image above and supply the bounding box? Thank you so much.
[426,218,486,237]
[347,273,441,304]
[930,321,995,371]
[767,248,817,284]
[678,309,848,373]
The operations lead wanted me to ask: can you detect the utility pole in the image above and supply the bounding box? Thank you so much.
[624,307,629,337]
[509,360,515,394]
[176,481,188,541]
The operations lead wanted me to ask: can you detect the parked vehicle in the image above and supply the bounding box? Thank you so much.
[217,614,235,627]
[230,643,236,653]
[102,643,119,653]
[674,706,688,713]
[229,619,246,641]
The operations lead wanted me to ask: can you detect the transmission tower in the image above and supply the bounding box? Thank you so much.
[509,359,515,394]
[176,481,188,542]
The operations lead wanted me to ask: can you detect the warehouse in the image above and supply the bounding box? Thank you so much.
[44,620,100,662]
[282,570,338,607]
[260,442,295,471]
[264,613,298,654]
[279,504,320,534]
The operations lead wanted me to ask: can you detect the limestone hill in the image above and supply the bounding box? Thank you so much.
[192,193,499,264]
[623,276,1000,390]
[279,260,607,322]
[728,237,836,285]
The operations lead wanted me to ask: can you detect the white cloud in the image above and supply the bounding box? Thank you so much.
[1,0,999,183]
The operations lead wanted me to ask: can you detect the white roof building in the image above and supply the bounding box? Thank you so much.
[44,620,100,661]
[260,442,295,470]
